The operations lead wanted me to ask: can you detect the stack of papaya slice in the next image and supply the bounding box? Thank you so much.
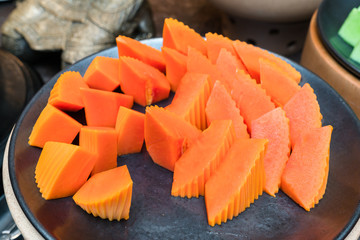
[28,17,333,226]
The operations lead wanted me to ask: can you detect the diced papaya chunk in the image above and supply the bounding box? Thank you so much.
[73,165,133,221]
[281,125,333,211]
[144,106,201,172]
[116,35,166,72]
[163,18,207,56]
[172,120,236,198]
[115,107,145,155]
[79,126,118,176]
[35,141,96,200]
[81,88,133,127]
[48,71,89,112]
[205,138,267,226]
[119,56,170,106]
[251,107,291,196]
[206,81,249,139]
[28,104,82,148]
[83,56,120,91]
[161,46,187,92]
[166,72,212,130]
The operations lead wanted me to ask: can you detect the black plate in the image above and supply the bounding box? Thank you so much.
[8,38,360,240]
[317,0,360,77]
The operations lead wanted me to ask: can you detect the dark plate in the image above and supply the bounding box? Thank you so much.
[317,0,360,78]
[8,38,360,240]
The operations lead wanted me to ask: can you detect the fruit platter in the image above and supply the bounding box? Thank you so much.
[4,19,360,240]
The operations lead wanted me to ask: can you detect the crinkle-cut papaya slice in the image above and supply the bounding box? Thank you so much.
[35,141,96,200]
[116,35,166,72]
[80,88,133,128]
[281,125,333,211]
[119,56,170,106]
[215,48,247,92]
[48,71,89,112]
[231,70,275,133]
[144,106,202,172]
[28,104,82,148]
[115,106,145,155]
[171,120,236,198]
[251,107,291,197]
[166,72,212,130]
[205,32,237,64]
[205,138,267,226]
[161,46,187,92]
[163,18,207,56]
[283,83,323,148]
[79,126,118,176]
[73,165,133,221]
[83,56,120,92]
[233,40,301,83]
[259,58,301,107]
[206,81,249,139]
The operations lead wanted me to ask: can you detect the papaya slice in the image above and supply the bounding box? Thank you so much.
[251,107,291,197]
[115,106,145,155]
[171,120,236,198]
[233,40,301,83]
[119,56,170,106]
[205,138,267,226]
[215,48,247,92]
[83,56,120,91]
[259,58,301,107]
[79,126,118,176]
[163,18,207,56]
[166,72,212,130]
[73,165,133,221]
[116,35,166,72]
[80,88,133,128]
[281,125,333,211]
[205,32,237,64]
[231,70,275,133]
[206,81,249,139]
[144,106,202,172]
[28,104,82,148]
[48,71,89,112]
[35,141,96,200]
[283,83,323,147]
[161,46,187,92]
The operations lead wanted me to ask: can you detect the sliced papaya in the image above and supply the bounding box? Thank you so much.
[79,126,118,176]
[119,56,170,106]
[116,35,166,72]
[28,104,82,148]
[80,88,133,128]
[171,120,236,198]
[161,46,187,92]
[251,107,291,197]
[73,165,133,221]
[144,106,202,172]
[205,32,237,64]
[206,81,249,139]
[115,106,145,155]
[48,71,89,112]
[35,141,96,200]
[166,72,212,130]
[281,125,333,211]
[83,56,120,91]
[205,138,267,226]
[163,18,207,56]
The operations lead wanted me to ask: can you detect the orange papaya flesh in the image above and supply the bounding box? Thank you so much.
[144,105,202,172]
[205,32,237,64]
[48,71,89,112]
[119,56,170,106]
[205,138,267,226]
[171,120,236,198]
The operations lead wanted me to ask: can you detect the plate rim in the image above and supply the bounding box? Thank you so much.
[7,38,360,240]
